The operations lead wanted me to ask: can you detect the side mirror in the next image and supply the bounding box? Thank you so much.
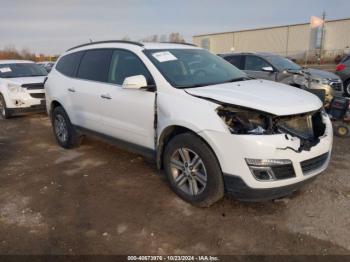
[122,75,147,89]
[261,66,274,72]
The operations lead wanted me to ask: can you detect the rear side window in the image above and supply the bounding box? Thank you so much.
[77,49,113,82]
[108,50,154,85]
[56,51,84,77]
[245,55,271,71]
[225,55,243,69]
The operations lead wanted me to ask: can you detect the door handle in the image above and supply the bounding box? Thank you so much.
[100,94,112,100]
[68,87,75,93]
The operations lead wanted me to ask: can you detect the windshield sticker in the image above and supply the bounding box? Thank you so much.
[152,51,177,62]
[0,67,12,73]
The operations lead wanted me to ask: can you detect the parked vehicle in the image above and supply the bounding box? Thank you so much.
[37,61,55,73]
[0,60,47,119]
[220,52,343,105]
[328,96,350,137]
[335,55,350,97]
[45,41,333,206]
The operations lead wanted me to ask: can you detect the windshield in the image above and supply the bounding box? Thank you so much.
[0,63,48,78]
[264,55,302,71]
[144,49,248,88]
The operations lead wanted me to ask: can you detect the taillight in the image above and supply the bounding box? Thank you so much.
[336,64,346,71]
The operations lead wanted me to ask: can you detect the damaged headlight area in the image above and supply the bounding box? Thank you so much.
[216,106,271,135]
[217,105,327,151]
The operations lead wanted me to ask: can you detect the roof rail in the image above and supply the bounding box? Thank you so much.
[160,42,197,47]
[66,40,144,51]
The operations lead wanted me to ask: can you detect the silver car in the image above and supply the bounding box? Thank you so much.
[220,52,343,105]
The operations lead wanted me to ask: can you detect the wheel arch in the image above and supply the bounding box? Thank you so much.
[156,125,222,173]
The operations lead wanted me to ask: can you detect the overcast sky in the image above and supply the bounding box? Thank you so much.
[1,0,349,55]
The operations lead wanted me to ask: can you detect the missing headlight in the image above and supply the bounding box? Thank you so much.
[216,106,271,134]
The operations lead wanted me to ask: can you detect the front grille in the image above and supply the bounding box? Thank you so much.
[329,80,343,92]
[21,83,44,90]
[271,164,296,180]
[301,152,329,175]
[30,93,45,99]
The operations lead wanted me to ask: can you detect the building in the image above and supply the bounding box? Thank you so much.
[193,18,350,63]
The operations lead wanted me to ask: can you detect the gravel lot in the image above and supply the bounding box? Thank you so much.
[0,114,349,255]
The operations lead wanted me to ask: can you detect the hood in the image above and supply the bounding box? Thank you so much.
[5,76,46,85]
[185,79,323,116]
[305,68,340,80]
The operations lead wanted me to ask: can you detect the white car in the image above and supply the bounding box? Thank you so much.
[45,41,333,206]
[0,60,47,119]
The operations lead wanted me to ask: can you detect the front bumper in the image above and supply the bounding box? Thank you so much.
[6,90,46,114]
[198,115,333,200]
[223,173,317,201]
[7,101,46,115]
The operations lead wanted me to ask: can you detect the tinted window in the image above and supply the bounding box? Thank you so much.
[245,56,271,71]
[264,55,301,71]
[56,51,84,77]
[108,50,154,85]
[225,55,243,69]
[0,63,47,78]
[77,49,113,82]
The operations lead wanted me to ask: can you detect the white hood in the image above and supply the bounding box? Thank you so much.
[185,79,323,116]
[6,76,46,85]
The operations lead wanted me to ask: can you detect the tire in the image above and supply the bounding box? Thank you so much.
[51,106,81,149]
[163,132,224,207]
[0,94,11,119]
[344,80,350,97]
[334,123,350,137]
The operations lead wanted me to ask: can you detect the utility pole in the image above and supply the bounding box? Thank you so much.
[319,11,326,64]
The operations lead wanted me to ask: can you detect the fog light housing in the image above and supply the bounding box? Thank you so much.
[246,158,293,181]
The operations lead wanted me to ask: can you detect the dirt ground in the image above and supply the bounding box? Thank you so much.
[0,113,349,255]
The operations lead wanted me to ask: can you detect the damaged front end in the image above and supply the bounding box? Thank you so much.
[216,105,327,152]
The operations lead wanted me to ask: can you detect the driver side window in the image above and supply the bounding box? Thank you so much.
[245,55,270,71]
[108,50,154,86]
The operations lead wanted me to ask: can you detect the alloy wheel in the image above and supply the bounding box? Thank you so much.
[170,148,207,196]
[347,82,350,96]
[54,114,68,143]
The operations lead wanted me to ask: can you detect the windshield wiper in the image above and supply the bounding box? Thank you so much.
[176,83,216,89]
[222,76,252,83]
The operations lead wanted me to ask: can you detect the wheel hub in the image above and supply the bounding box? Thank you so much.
[170,148,207,196]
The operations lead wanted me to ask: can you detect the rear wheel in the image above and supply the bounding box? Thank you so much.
[0,94,11,119]
[163,132,224,207]
[52,106,82,148]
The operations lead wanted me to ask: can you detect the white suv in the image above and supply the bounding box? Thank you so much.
[45,41,333,206]
[0,60,47,119]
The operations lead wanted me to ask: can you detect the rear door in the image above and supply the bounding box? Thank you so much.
[73,49,113,132]
[244,55,276,80]
[97,49,156,150]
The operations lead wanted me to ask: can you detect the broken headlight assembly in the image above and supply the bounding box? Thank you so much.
[216,105,327,151]
[216,106,271,135]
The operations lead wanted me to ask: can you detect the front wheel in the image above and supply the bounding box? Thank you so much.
[163,133,224,207]
[0,94,11,119]
[52,106,82,149]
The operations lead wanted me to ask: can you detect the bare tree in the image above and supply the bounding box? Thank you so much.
[168,32,185,43]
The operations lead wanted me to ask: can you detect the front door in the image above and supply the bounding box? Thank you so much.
[97,49,156,150]
[244,55,276,81]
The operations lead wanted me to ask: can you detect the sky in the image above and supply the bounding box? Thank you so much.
[1,0,349,55]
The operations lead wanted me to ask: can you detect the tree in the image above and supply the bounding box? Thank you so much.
[168,32,185,43]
